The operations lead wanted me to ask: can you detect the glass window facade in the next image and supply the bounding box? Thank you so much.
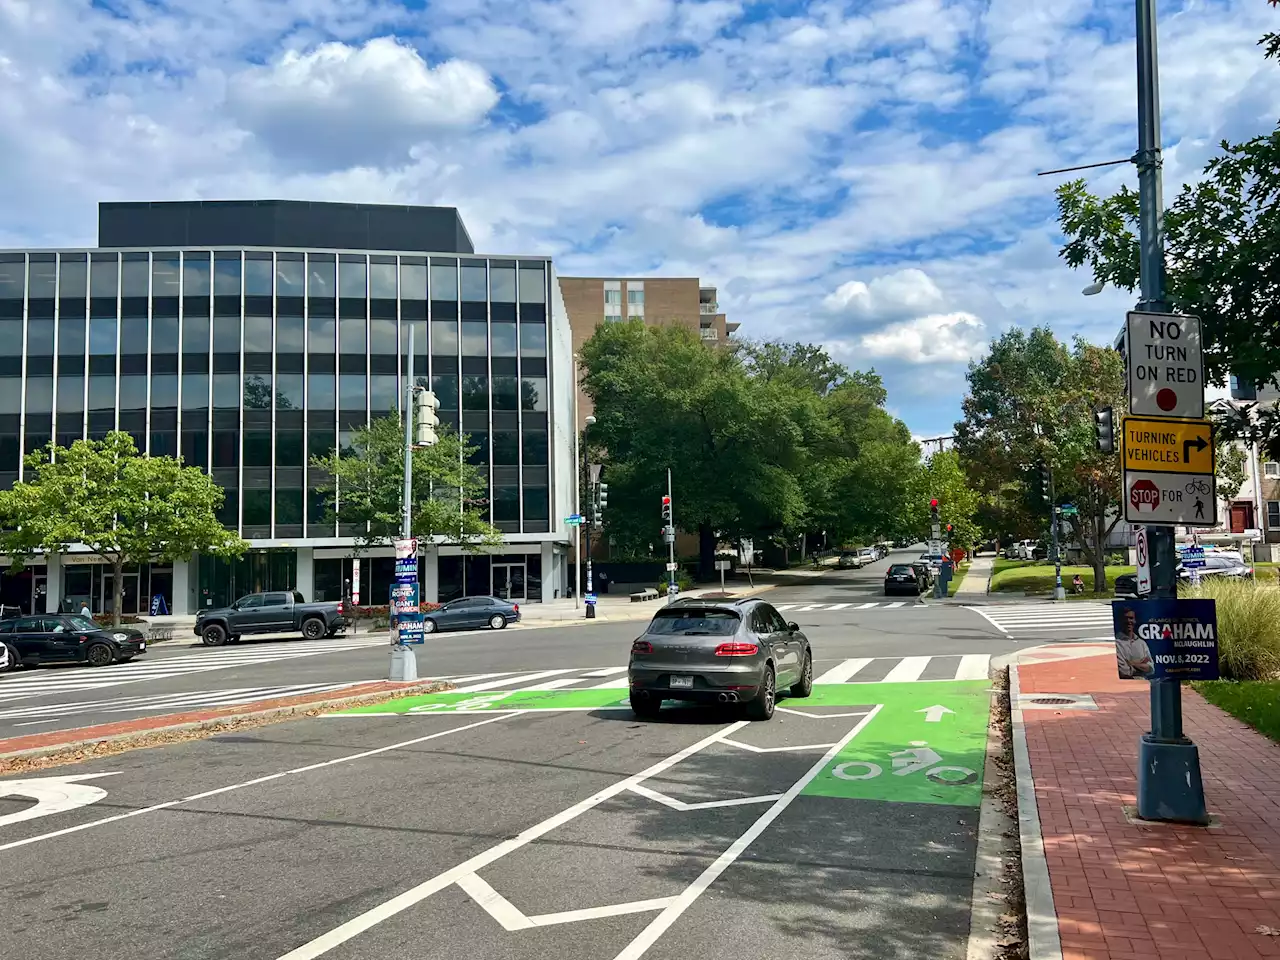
[0,250,555,539]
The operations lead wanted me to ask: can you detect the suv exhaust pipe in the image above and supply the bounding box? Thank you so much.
[716,692,739,703]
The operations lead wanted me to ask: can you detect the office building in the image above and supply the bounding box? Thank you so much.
[0,200,575,616]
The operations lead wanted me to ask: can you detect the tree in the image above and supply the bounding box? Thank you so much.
[312,414,502,552]
[956,328,1124,592]
[904,450,982,549]
[1216,442,1249,503]
[0,432,246,625]
[1055,13,1280,410]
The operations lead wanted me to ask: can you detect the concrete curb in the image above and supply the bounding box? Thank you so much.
[1009,664,1064,960]
[966,684,1017,960]
[0,680,452,766]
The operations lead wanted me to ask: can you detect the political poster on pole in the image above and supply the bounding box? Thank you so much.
[1112,599,1219,681]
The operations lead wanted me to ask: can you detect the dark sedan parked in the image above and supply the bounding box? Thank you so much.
[627,598,812,721]
[885,563,926,596]
[422,596,521,634]
[0,614,146,669]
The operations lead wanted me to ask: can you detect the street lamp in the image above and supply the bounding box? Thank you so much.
[1082,280,1107,296]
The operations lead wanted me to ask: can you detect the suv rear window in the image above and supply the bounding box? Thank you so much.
[647,608,741,636]
[889,564,914,575]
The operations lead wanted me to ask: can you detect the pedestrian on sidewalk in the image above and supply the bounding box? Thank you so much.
[79,600,92,618]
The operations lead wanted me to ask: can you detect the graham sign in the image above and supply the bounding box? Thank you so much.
[1125,311,1204,420]
[1113,599,1219,681]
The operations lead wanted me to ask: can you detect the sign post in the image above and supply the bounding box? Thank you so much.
[715,558,730,593]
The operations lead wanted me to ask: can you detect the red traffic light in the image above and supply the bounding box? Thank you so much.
[930,499,939,508]
[946,524,953,532]
[662,496,671,505]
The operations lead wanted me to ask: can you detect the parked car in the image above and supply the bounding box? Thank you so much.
[0,614,146,669]
[885,563,926,596]
[837,552,861,569]
[858,547,877,565]
[627,598,812,721]
[423,596,520,633]
[194,591,347,646]
[1114,556,1253,598]
[919,552,946,570]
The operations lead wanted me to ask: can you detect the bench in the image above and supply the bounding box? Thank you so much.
[630,588,660,602]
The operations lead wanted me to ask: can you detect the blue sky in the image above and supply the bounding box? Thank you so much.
[1,0,1277,439]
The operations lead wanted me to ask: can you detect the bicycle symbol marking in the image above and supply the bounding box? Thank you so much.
[831,741,977,787]
[408,693,511,712]
[1184,478,1212,496]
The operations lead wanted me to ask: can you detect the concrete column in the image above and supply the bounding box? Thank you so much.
[421,544,439,604]
[296,547,315,601]
[171,558,191,616]
[541,542,556,602]
[45,554,62,614]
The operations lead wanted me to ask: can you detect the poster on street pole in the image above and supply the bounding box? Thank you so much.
[1112,599,1219,681]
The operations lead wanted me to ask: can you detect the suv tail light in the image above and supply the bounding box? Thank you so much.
[632,640,653,654]
[513,603,519,613]
[337,601,344,614]
[714,642,759,657]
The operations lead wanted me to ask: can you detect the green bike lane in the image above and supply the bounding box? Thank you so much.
[0,678,991,960]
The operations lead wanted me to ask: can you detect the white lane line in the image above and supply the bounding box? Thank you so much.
[13,718,60,727]
[882,656,931,683]
[528,898,678,928]
[427,672,515,687]
[456,873,533,931]
[273,720,751,960]
[532,677,591,691]
[449,670,575,693]
[611,704,884,960]
[719,739,836,754]
[855,602,878,610]
[885,601,906,609]
[580,667,627,678]
[827,603,851,610]
[772,604,798,611]
[0,712,518,854]
[814,658,872,684]
[590,677,631,689]
[955,654,991,681]
[972,608,1011,635]
[626,784,784,812]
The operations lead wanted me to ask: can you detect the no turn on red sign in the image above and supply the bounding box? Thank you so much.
[1125,311,1204,419]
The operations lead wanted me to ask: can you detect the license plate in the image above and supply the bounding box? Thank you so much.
[139,642,146,651]
[669,676,694,689]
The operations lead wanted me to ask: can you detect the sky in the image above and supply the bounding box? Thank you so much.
[0,0,1276,439]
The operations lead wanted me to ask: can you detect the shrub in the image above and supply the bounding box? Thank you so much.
[1189,579,1280,681]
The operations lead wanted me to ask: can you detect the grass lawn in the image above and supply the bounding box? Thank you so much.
[1193,681,1280,743]
[947,562,971,597]
[989,559,1134,596]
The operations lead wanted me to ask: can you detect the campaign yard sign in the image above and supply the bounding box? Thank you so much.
[1112,599,1219,681]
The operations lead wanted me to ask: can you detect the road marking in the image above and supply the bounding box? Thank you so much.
[611,705,883,960]
[0,772,120,827]
[273,720,751,960]
[814,658,873,684]
[449,670,575,693]
[0,713,517,853]
[720,739,837,754]
[458,872,680,931]
[885,601,906,609]
[773,604,798,611]
[827,603,851,610]
[856,602,878,609]
[0,683,363,721]
[532,677,593,691]
[589,676,631,689]
[580,667,628,678]
[918,704,956,722]
[882,656,931,683]
[956,654,991,681]
[626,784,785,811]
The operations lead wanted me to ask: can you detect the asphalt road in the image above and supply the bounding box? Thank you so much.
[0,671,990,960]
[0,548,1101,739]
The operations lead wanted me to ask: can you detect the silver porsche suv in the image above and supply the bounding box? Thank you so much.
[627,598,814,721]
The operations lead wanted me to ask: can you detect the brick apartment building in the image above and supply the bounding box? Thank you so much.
[557,277,738,428]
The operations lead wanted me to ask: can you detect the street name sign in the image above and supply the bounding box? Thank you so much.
[1121,416,1214,475]
[565,514,583,526]
[1125,311,1204,419]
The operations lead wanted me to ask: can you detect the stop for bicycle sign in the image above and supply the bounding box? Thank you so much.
[1123,469,1217,526]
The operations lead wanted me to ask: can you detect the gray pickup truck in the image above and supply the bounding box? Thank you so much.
[194,591,348,646]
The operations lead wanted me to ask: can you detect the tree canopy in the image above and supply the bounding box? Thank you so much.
[579,323,921,572]
[0,432,246,623]
[312,414,501,551]
[955,328,1124,590]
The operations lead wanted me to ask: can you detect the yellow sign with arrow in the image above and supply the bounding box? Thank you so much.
[1121,416,1214,476]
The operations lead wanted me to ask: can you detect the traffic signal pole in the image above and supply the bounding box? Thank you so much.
[1132,0,1207,824]
[1048,467,1065,601]
[666,469,677,603]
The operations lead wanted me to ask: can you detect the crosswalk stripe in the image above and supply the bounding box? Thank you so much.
[855,603,878,610]
[450,669,575,693]
[534,677,592,691]
[590,676,631,689]
[814,658,873,684]
[581,667,628,678]
[827,603,851,611]
[774,604,798,611]
[956,654,991,681]
[0,682,367,720]
[885,602,905,609]
[882,656,931,683]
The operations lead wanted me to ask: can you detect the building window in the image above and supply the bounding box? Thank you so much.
[1269,502,1280,529]
[1265,462,1280,479]
[627,282,644,317]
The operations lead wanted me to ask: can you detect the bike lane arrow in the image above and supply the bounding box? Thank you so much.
[0,772,119,828]
[917,704,955,722]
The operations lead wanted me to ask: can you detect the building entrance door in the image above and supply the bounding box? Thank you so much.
[492,563,527,603]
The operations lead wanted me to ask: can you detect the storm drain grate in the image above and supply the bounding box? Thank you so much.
[1017,693,1099,711]
[1032,697,1076,705]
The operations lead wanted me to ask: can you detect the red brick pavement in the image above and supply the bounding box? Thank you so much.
[0,680,441,759]
[1019,653,1280,960]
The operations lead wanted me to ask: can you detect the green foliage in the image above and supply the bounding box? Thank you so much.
[312,414,502,550]
[904,450,982,548]
[0,432,246,624]
[1216,442,1249,502]
[955,327,1124,591]
[1194,680,1280,742]
[579,326,920,573]
[1189,579,1280,681]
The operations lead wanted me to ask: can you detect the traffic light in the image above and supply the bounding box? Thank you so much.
[1036,462,1052,502]
[661,495,672,524]
[415,389,440,447]
[929,498,939,522]
[595,483,608,527]
[1093,405,1115,454]
[946,523,953,534]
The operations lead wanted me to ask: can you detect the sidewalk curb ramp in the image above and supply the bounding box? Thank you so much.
[0,679,454,768]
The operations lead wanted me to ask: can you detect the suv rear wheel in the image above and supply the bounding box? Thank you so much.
[746,665,776,721]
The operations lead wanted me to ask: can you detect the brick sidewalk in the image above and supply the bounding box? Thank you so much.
[1016,651,1280,960]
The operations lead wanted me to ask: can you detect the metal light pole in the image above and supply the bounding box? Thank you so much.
[1049,467,1066,601]
[666,468,677,603]
[571,356,582,609]
[389,324,419,682]
[1132,0,1207,824]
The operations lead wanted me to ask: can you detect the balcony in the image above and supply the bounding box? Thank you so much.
[699,302,718,315]
[700,327,719,341]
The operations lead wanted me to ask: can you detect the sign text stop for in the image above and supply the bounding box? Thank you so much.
[1125,311,1204,420]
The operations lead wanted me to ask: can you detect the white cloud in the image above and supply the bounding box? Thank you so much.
[226,37,498,170]
[857,312,988,364]
[823,269,948,324]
